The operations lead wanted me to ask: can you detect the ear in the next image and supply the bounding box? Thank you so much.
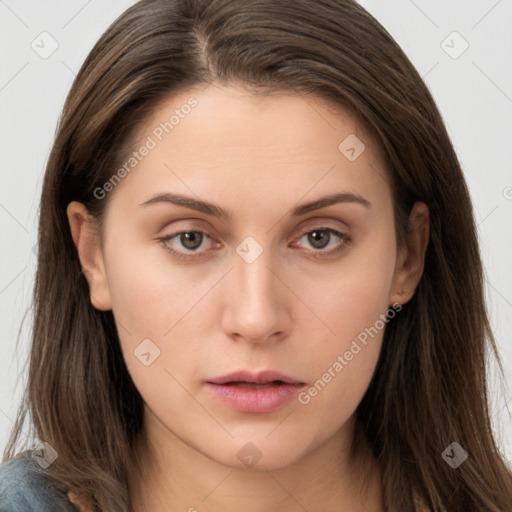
[66,201,112,311]
[389,201,430,306]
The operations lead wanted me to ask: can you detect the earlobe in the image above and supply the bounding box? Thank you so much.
[389,201,430,306]
[66,201,112,311]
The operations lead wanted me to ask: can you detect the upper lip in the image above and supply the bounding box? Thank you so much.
[207,370,304,385]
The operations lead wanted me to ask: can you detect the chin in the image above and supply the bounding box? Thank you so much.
[208,436,311,472]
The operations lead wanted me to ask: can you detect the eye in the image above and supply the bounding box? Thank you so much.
[158,227,350,261]
[293,228,349,257]
[158,230,220,259]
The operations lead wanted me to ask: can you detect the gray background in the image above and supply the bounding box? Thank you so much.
[1,0,511,463]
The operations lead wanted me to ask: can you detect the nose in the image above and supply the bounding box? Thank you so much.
[221,244,292,345]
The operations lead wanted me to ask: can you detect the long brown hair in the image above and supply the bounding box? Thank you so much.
[4,0,511,510]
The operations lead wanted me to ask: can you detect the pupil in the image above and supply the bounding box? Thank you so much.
[181,232,203,250]
[308,230,330,249]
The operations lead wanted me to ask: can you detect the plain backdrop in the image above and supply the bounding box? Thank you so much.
[1,0,511,463]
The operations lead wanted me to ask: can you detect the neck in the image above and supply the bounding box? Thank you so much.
[127,411,384,512]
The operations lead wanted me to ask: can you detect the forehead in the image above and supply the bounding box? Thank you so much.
[141,84,365,156]
[108,83,391,214]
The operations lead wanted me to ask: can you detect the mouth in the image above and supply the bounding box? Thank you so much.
[207,370,304,386]
[221,380,289,388]
[206,370,305,413]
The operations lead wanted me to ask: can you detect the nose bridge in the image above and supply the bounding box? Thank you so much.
[234,237,278,312]
[222,235,290,341]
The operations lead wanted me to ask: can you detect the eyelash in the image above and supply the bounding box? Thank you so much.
[158,227,350,261]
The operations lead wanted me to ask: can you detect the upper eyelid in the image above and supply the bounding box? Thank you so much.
[160,224,347,240]
[159,216,349,236]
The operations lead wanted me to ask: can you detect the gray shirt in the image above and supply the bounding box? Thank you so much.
[0,451,77,511]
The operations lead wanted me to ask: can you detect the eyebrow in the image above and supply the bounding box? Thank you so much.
[139,191,371,219]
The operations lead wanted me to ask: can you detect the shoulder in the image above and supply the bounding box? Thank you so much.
[0,451,77,511]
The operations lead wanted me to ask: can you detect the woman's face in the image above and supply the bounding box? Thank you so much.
[70,84,425,470]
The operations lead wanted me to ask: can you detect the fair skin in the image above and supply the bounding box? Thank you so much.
[67,84,429,512]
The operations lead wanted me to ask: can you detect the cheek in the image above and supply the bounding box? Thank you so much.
[307,226,396,344]
[295,229,396,421]
[103,239,204,335]
[102,239,226,392]
[103,251,210,415]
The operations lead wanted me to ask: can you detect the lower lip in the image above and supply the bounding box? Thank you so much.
[206,382,304,413]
